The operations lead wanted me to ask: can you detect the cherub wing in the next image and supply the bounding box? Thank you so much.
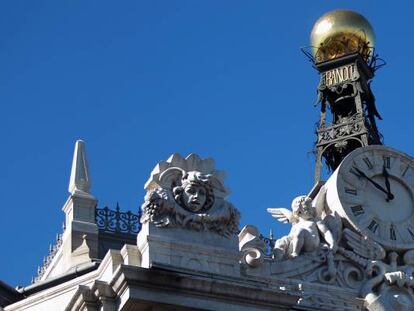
[343,228,385,261]
[267,208,294,224]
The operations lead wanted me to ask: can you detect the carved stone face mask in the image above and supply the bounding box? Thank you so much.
[182,183,207,212]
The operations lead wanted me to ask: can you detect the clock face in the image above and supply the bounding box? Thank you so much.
[327,145,414,250]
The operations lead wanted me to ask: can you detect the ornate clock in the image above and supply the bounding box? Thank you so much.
[325,145,414,250]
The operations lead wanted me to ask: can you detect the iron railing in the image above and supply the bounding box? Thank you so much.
[96,204,141,235]
[33,205,142,284]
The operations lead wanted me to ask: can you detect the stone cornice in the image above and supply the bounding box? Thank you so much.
[110,264,299,310]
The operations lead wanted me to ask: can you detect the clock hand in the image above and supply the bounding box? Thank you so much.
[382,166,394,201]
[352,166,391,200]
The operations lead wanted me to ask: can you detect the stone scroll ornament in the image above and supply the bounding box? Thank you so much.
[339,229,414,310]
[140,154,240,238]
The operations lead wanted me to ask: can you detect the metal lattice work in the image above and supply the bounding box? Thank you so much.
[310,52,384,182]
[32,225,65,283]
[96,204,141,235]
[32,205,141,284]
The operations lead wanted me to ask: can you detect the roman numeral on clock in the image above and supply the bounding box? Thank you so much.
[350,205,364,216]
[402,165,410,177]
[363,157,373,169]
[368,220,379,233]
[345,188,357,195]
[408,228,414,240]
[390,225,397,241]
[383,156,391,169]
[349,167,363,178]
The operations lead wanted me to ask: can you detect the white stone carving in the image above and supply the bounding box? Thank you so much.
[68,140,92,196]
[334,228,414,311]
[137,153,241,278]
[239,184,414,310]
[239,225,266,267]
[238,221,366,309]
[341,228,386,261]
[267,194,338,259]
[140,153,240,237]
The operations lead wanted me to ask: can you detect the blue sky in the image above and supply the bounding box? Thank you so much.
[1,1,414,286]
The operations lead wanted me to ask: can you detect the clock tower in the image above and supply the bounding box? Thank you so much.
[306,9,414,254]
[307,10,385,183]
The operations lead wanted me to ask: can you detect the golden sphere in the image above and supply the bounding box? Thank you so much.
[310,10,375,63]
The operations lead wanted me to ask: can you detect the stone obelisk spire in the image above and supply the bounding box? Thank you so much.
[61,140,98,272]
[38,140,99,281]
[68,140,92,196]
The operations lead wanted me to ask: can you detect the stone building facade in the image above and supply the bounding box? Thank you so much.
[3,139,411,311]
[2,10,414,311]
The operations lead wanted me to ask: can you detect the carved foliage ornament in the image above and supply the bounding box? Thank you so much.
[141,154,240,237]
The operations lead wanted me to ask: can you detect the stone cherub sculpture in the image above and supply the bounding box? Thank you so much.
[267,195,337,259]
[141,153,240,238]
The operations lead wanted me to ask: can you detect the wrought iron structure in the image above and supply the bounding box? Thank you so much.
[308,51,385,182]
[259,233,275,257]
[96,203,141,235]
[32,224,65,283]
[33,205,141,284]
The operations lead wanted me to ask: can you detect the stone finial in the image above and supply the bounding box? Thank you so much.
[68,140,91,195]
